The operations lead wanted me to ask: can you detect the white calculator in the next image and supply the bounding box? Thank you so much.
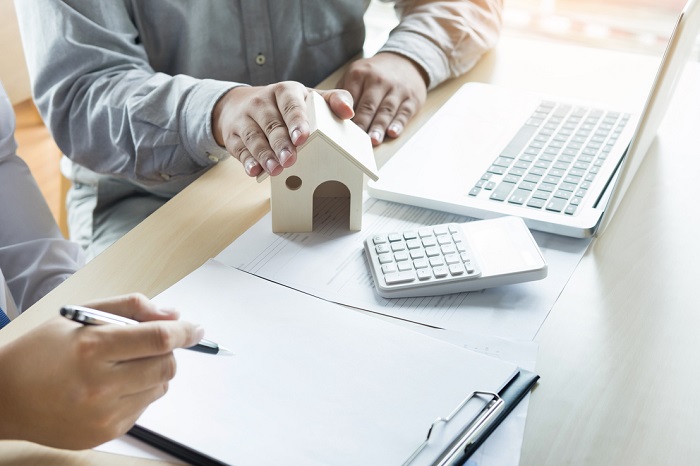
[363,216,548,298]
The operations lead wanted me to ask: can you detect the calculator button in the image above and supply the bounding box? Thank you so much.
[397,261,413,272]
[421,236,437,247]
[448,224,460,234]
[394,251,409,262]
[444,254,460,265]
[416,268,432,280]
[440,244,456,255]
[410,249,425,260]
[378,253,393,264]
[449,264,465,276]
[436,235,451,245]
[384,271,416,285]
[375,244,390,254]
[391,242,406,252]
[425,246,440,257]
[381,263,397,274]
[418,228,433,238]
[413,259,429,268]
[406,239,422,249]
[403,231,418,240]
[372,236,387,245]
[433,226,449,235]
[432,266,448,278]
[429,256,445,267]
[388,233,402,242]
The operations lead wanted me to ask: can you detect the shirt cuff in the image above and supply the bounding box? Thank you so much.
[180,79,243,167]
[379,30,450,91]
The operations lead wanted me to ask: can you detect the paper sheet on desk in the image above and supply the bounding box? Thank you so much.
[98,321,538,466]
[216,197,591,340]
[130,260,521,466]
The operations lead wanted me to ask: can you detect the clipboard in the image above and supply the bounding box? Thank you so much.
[129,369,539,466]
[126,260,537,466]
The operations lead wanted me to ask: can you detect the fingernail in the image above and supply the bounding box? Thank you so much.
[388,123,402,136]
[369,130,383,143]
[291,129,302,145]
[244,157,258,175]
[279,148,292,167]
[266,158,280,173]
[339,93,353,108]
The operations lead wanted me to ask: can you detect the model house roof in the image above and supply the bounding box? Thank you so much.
[302,91,379,181]
[257,91,379,183]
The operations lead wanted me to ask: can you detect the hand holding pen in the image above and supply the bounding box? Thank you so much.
[0,293,215,450]
[61,305,233,355]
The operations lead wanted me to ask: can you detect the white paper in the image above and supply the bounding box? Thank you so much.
[130,260,520,466]
[216,197,590,340]
[99,324,537,466]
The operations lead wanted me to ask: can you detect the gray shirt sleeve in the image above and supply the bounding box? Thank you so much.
[384,0,504,90]
[15,1,236,193]
[0,84,84,313]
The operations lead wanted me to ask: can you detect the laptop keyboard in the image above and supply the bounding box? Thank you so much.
[469,101,630,215]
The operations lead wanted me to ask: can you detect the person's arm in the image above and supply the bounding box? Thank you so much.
[0,293,203,449]
[338,0,503,145]
[0,84,83,314]
[15,1,358,183]
[14,1,236,194]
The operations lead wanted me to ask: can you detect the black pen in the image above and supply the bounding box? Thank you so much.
[60,305,233,356]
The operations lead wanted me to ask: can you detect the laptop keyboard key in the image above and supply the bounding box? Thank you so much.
[499,124,537,158]
[546,197,567,212]
[489,182,517,201]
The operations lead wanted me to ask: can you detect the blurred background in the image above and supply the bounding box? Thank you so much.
[367,0,698,59]
[504,0,692,56]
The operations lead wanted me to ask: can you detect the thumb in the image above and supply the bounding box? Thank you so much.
[320,90,355,120]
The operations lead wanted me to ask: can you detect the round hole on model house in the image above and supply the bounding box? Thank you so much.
[286,176,302,190]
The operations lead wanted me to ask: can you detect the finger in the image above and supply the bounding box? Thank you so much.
[273,82,310,149]
[110,353,178,396]
[318,90,355,120]
[353,84,389,134]
[384,96,419,140]
[90,320,204,361]
[238,116,283,176]
[83,293,178,322]
[226,135,263,177]
[366,93,403,146]
[337,71,364,111]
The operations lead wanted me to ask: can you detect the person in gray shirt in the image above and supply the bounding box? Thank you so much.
[15,0,503,258]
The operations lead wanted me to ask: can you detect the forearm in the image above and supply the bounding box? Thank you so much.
[384,0,504,89]
[15,0,237,190]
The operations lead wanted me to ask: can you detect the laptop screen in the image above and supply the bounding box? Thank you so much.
[596,0,700,236]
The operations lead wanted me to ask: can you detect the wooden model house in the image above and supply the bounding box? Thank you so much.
[265,91,379,233]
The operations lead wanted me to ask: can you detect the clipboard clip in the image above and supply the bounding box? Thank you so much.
[403,390,505,466]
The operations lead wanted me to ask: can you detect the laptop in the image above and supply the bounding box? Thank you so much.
[367,0,700,238]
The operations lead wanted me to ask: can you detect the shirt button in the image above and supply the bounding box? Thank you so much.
[255,54,266,66]
[208,154,219,163]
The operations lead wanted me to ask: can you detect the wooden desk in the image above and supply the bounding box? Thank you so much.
[2,35,699,465]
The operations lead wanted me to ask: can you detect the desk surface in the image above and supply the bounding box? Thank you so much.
[2,35,700,465]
